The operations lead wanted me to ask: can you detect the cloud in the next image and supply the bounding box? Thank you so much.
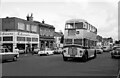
[1,1,118,41]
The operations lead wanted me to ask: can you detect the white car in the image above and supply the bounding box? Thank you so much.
[0,48,19,62]
[33,48,40,54]
[102,46,111,52]
[18,48,25,54]
[38,48,54,56]
[53,48,63,54]
[96,48,103,54]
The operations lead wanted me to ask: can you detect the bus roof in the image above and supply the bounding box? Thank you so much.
[66,19,87,23]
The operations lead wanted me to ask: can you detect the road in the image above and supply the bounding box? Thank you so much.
[1,52,120,77]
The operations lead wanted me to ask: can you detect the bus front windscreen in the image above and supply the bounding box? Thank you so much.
[65,23,74,29]
[64,39,72,44]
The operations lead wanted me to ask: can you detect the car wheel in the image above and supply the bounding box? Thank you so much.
[82,54,88,62]
[2,60,5,63]
[63,57,68,61]
[47,53,49,56]
[94,50,97,58]
[13,56,17,61]
[111,55,114,58]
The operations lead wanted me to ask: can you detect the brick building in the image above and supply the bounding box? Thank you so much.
[102,37,113,47]
[0,14,55,52]
[96,35,103,48]
[36,20,55,50]
[54,32,63,48]
[0,14,39,52]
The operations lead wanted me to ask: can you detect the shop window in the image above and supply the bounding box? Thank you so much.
[3,36,13,41]
[26,37,31,41]
[17,37,25,41]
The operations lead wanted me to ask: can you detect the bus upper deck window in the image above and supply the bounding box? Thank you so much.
[66,23,74,29]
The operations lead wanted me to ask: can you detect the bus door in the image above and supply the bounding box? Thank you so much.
[87,47,95,58]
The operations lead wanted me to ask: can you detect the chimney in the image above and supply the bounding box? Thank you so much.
[26,14,29,21]
[30,13,33,21]
[42,20,45,24]
[26,13,33,21]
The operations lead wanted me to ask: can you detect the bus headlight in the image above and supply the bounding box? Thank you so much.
[79,50,83,53]
[63,50,66,53]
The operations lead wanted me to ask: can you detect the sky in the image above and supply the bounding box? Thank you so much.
[0,0,119,41]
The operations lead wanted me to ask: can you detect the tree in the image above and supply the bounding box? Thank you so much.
[60,36,64,43]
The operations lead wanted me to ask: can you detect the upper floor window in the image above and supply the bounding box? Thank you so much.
[18,22,25,30]
[31,25,37,32]
[26,24,30,31]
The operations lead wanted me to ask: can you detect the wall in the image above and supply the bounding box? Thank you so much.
[2,18,15,30]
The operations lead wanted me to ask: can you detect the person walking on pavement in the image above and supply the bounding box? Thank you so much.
[32,46,34,55]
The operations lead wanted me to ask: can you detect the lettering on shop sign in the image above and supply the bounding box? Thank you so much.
[17,32,30,36]
[1,32,13,35]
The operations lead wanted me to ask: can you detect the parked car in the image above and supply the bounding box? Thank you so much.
[18,48,25,54]
[0,48,19,62]
[96,48,103,54]
[33,48,40,54]
[111,46,120,58]
[38,48,54,56]
[53,48,63,54]
[102,46,111,52]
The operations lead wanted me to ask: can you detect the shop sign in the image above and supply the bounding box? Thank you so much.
[0,32,14,35]
[17,32,30,36]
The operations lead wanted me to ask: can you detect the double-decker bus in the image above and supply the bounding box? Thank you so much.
[62,19,97,62]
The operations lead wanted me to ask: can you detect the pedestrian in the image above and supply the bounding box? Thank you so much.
[8,46,12,52]
[25,46,29,56]
[32,46,34,55]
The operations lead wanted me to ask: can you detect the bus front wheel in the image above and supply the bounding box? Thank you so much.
[63,57,68,61]
[82,54,88,62]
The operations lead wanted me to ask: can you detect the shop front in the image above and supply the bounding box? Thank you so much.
[39,38,54,50]
[0,31,39,53]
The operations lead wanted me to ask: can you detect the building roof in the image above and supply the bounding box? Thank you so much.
[39,22,55,29]
[54,32,63,37]
[3,17,55,29]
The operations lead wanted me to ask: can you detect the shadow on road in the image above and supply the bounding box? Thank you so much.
[63,57,95,63]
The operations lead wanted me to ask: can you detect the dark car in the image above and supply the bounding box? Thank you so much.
[0,48,19,62]
[111,46,120,58]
